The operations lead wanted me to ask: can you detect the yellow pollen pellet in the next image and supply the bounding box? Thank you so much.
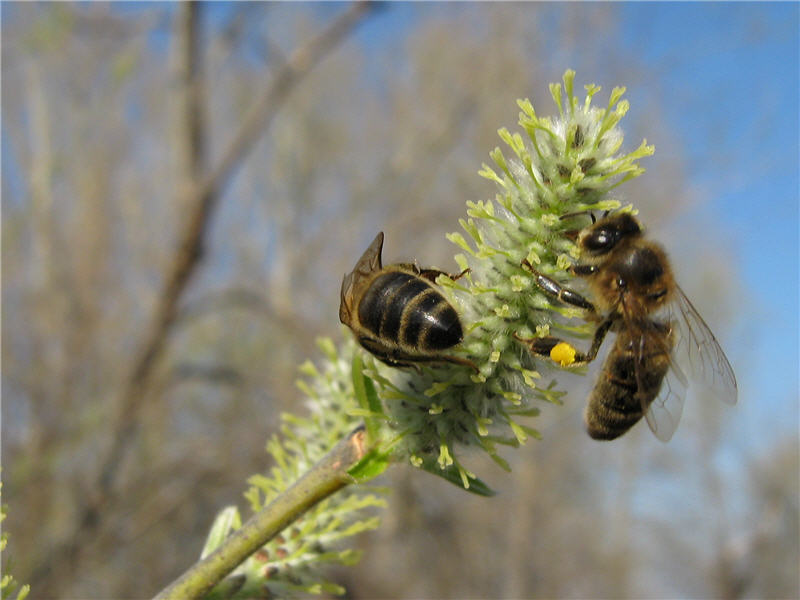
[550,342,577,366]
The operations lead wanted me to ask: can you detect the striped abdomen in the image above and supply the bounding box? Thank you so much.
[584,330,671,440]
[358,271,463,352]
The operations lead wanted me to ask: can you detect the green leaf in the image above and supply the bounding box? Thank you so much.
[417,459,496,497]
[203,575,246,600]
[347,449,391,483]
[201,506,242,559]
[351,352,383,443]
[488,451,511,472]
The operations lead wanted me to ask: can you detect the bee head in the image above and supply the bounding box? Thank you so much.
[579,212,642,257]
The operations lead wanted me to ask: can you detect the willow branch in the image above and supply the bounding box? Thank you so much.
[153,426,368,600]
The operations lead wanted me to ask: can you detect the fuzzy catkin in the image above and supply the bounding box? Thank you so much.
[201,70,653,597]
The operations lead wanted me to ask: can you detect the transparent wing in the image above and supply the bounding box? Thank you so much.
[644,359,687,443]
[642,285,737,442]
[666,285,738,405]
[340,232,384,324]
[624,315,688,443]
[354,231,384,275]
[620,300,689,443]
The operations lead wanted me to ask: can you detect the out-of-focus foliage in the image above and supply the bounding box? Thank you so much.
[1,481,30,600]
[2,3,796,599]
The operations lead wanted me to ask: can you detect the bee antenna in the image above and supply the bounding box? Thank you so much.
[559,210,596,222]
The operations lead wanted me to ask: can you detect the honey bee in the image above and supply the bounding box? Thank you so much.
[517,212,737,442]
[339,232,477,371]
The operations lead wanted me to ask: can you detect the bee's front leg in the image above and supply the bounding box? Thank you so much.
[521,259,596,313]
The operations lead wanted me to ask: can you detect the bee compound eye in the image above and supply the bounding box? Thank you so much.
[584,228,616,253]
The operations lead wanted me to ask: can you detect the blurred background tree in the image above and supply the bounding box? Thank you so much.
[2,2,797,599]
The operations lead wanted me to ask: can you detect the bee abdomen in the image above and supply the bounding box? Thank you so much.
[357,271,462,351]
[585,343,670,440]
[359,272,421,336]
[584,385,645,440]
[406,292,462,350]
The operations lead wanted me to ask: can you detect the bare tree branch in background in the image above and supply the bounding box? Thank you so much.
[7,4,791,599]
[174,288,317,352]
[176,0,206,197]
[169,363,244,388]
[28,2,377,591]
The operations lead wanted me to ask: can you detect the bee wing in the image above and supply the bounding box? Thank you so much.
[623,316,688,443]
[340,232,384,324]
[641,285,738,442]
[339,270,355,323]
[644,358,687,443]
[667,285,738,405]
[356,231,384,274]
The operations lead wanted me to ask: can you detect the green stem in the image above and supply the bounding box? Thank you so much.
[153,426,368,600]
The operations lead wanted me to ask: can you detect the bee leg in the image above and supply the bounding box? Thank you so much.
[359,337,413,370]
[559,210,596,223]
[437,354,480,373]
[418,267,470,283]
[360,338,477,373]
[396,353,479,373]
[569,264,598,277]
[375,354,417,371]
[521,260,596,313]
[514,317,614,367]
[513,334,569,358]
[580,317,614,363]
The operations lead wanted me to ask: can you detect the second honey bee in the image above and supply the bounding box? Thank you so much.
[339,232,477,371]
[517,212,737,442]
